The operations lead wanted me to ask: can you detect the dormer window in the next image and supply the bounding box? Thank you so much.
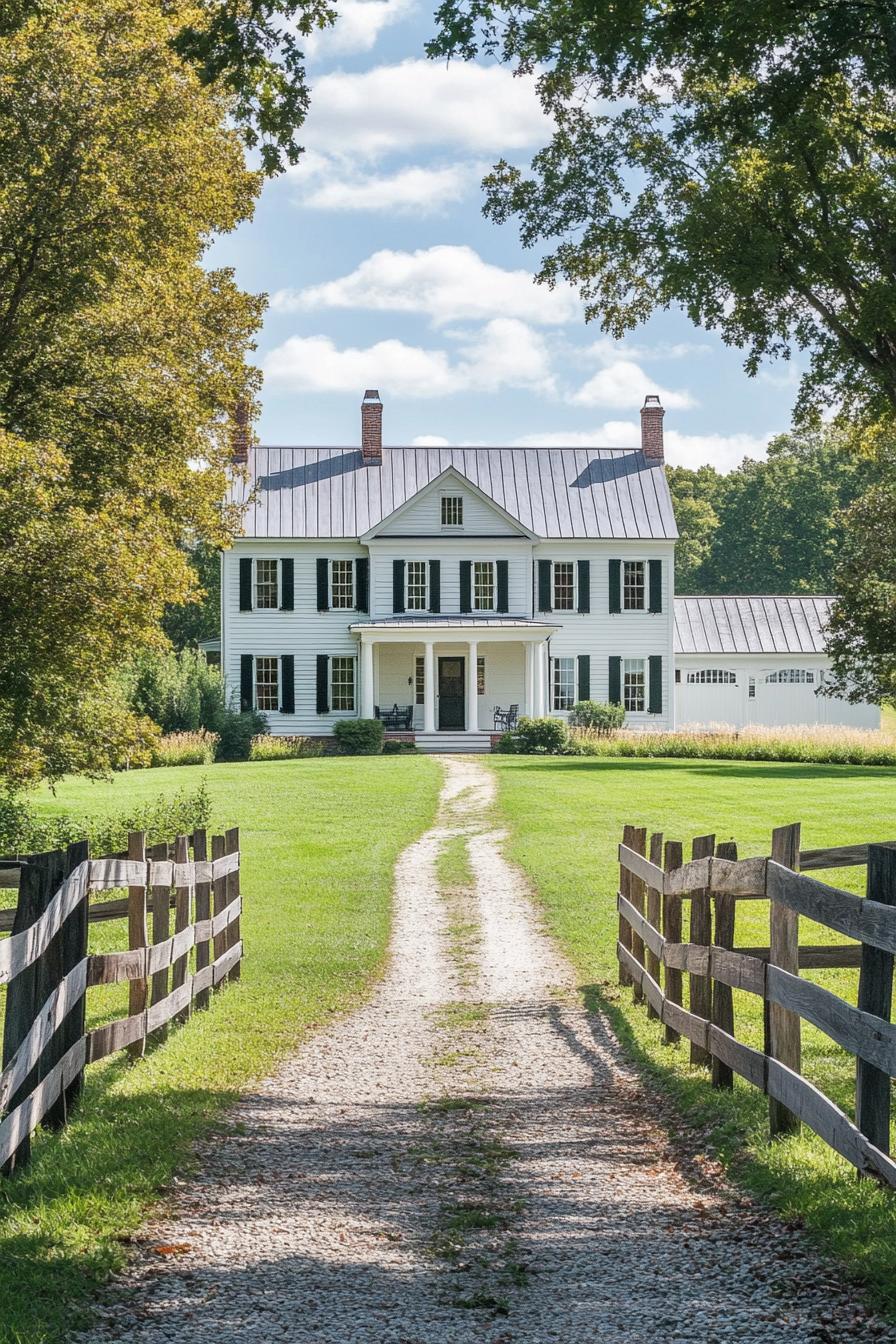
[441,495,463,528]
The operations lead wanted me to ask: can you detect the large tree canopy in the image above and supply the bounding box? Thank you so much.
[0,0,264,784]
[428,0,896,421]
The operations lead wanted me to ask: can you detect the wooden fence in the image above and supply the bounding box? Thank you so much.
[617,823,896,1188]
[0,827,241,1174]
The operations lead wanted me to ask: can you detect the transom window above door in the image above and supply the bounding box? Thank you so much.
[766,669,815,684]
[441,495,463,528]
[473,561,495,610]
[331,559,355,609]
[623,560,646,611]
[687,669,737,684]
[254,559,279,609]
[552,561,575,611]
[406,560,428,610]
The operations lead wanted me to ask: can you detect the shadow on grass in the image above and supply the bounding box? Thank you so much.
[496,756,896,782]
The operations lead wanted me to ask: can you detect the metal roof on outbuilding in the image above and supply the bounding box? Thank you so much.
[233,446,678,541]
[674,596,835,656]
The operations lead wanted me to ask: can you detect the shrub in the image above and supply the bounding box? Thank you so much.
[121,648,226,733]
[150,730,218,768]
[382,739,418,755]
[499,716,570,755]
[333,718,384,756]
[215,708,269,762]
[249,735,325,761]
[568,700,625,734]
[0,780,212,856]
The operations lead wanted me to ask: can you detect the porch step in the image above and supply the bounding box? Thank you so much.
[415,732,493,755]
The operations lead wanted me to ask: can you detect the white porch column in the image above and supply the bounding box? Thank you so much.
[361,638,374,719]
[541,642,551,715]
[524,642,534,717]
[423,640,435,733]
[466,640,479,732]
[534,641,545,716]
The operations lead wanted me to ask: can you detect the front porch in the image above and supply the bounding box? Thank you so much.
[349,618,559,740]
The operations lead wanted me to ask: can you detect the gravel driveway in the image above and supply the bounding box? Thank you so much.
[81,757,895,1343]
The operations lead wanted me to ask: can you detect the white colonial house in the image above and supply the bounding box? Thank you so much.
[219,390,878,749]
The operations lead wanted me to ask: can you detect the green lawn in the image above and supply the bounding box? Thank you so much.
[0,757,441,1344]
[488,755,896,1313]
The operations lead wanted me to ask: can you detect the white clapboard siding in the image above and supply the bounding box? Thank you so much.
[372,473,527,538]
[368,539,533,619]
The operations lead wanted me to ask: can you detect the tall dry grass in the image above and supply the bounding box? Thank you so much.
[569,723,896,766]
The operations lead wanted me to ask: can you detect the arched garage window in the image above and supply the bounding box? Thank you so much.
[686,669,737,684]
[765,669,815,684]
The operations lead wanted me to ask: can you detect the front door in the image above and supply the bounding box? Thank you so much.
[438,657,465,730]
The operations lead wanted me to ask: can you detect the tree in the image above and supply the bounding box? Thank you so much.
[428,0,896,422]
[163,544,222,650]
[0,0,263,784]
[665,465,722,592]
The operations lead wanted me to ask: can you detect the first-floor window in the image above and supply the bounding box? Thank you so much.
[407,561,428,610]
[552,561,575,611]
[474,561,495,610]
[415,655,425,705]
[477,656,485,695]
[331,559,355,609]
[255,656,279,711]
[331,656,356,711]
[623,658,646,712]
[552,657,575,711]
[623,560,646,611]
[255,559,279,609]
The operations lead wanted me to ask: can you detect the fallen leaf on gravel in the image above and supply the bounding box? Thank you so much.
[151,1244,192,1256]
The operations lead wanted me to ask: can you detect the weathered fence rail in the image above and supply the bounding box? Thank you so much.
[617,824,896,1189]
[0,828,241,1174]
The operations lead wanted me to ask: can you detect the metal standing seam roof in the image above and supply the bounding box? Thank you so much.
[232,446,679,541]
[674,596,836,656]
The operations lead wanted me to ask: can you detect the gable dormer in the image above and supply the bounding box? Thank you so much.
[362,467,534,541]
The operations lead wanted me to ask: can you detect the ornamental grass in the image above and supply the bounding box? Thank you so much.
[569,723,896,767]
[150,729,218,768]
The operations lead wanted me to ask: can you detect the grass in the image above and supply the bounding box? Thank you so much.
[0,756,441,1344]
[567,722,896,766]
[488,754,896,1314]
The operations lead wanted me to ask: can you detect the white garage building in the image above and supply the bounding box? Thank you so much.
[674,596,880,730]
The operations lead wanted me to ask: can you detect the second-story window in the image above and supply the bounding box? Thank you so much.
[331,559,355,609]
[407,560,428,610]
[255,559,279,609]
[553,561,575,611]
[441,495,463,528]
[473,561,495,611]
[623,560,646,611]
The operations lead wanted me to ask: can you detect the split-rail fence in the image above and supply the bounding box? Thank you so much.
[617,823,896,1188]
[0,827,241,1174]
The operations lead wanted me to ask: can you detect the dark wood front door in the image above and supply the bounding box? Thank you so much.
[438,657,465,730]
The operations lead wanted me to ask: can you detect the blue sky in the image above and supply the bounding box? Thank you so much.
[212,1,800,470]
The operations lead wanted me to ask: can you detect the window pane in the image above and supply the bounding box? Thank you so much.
[441,496,463,526]
[552,657,574,710]
[255,656,279,711]
[473,561,495,610]
[766,668,815,684]
[686,669,737,684]
[407,561,427,610]
[331,656,355,710]
[553,561,574,611]
[331,559,354,609]
[415,655,425,705]
[255,559,278,609]
[623,560,645,611]
[623,657,645,712]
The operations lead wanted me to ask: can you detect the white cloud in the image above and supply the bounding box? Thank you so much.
[572,359,696,411]
[304,59,551,156]
[302,164,471,215]
[458,318,554,393]
[584,337,713,363]
[412,435,451,446]
[271,245,579,326]
[513,422,771,471]
[304,0,414,58]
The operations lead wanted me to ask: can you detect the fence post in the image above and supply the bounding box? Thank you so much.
[629,827,648,1004]
[689,833,716,1068]
[45,841,90,1128]
[171,835,192,1023]
[148,841,171,1038]
[645,832,663,1020]
[856,843,896,1162]
[768,822,802,1138]
[193,829,212,1011]
[225,827,241,983]
[711,840,737,1090]
[212,833,227,987]
[619,824,635,987]
[127,831,148,1061]
[662,840,684,1046]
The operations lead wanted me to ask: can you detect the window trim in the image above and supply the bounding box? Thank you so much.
[330,558,355,611]
[254,558,279,611]
[622,559,647,613]
[254,654,280,712]
[551,560,576,613]
[552,656,575,711]
[406,559,428,612]
[330,655,357,712]
[472,560,496,612]
[623,657,646,713]
[440,494,464,529]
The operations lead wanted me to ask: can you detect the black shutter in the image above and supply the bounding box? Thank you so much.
[577,654,591,702]
[648,559,662,613]
[608,655,622,706]
[239,558,252,611]
[537,559,552,612]
[316,558,329,612]
[577,560,590,614]
[429,560,440,613]
[648,655,663,714]
[392,559,405,613]
[280,655,295,713]
[460,560,472,613]
[496,560,509,613]
[240,654,253,711]
[355,557,369,612]
[609,559,621,614]
[280,558,294,611]
[316,654,329,714]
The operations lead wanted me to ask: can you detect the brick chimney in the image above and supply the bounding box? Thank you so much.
[361,389,383,464]
[231,400,250,466]
[640,394,664,463]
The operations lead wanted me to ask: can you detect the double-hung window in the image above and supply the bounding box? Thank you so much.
[552,561,575,611]
[255,559,279,609]
[473,561,495,611]
[623,560,646,611]
[552,657,575,711]
[331,559,354,610]
[441,495,463,528]
[331,656,356,711]
[255,656,279,711]
[623,658,646,712]
[406,561,428,611]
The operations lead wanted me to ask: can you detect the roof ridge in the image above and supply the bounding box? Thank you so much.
[253,444,644,453]
[678,594,837,601]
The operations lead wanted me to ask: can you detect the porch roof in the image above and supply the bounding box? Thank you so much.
[349,616,559,638]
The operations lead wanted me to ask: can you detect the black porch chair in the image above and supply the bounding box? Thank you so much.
[493,703,520,732]
[376,703,413,731]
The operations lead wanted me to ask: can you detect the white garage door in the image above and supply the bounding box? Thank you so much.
[749,668,820,727]
[677,668,742,727]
